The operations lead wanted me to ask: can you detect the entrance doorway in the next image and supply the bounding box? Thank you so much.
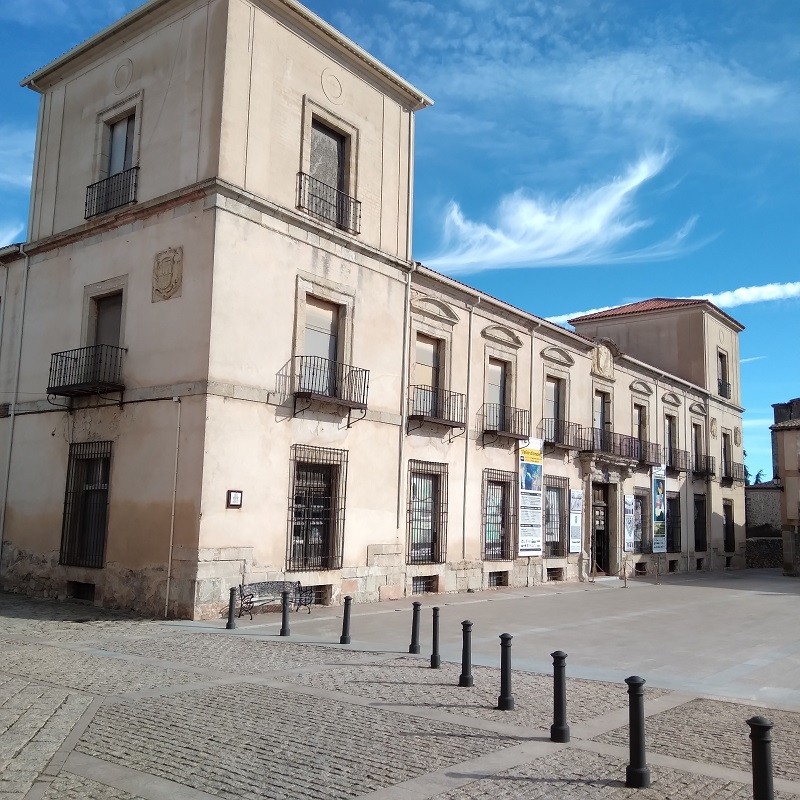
[592,483,610,575]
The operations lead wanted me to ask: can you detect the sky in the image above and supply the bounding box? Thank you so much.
[1,0,798,479]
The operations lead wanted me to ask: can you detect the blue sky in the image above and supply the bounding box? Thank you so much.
[2,0,798,479]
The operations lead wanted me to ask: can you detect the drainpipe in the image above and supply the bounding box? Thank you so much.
[164,396,182,618]
[461,296,480,560]
[396,263,415,528]
[0,245,30,576]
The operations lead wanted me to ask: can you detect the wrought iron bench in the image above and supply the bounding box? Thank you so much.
[237,580,313,619]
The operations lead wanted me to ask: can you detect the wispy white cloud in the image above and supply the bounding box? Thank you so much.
[547,281,800,325]
[0,223,24,248]
[0,126,35,189]
[741,356,767,364]
[423,151,699,273]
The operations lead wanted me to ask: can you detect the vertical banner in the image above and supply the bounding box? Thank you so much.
[518,440,543,556]
[652,466,667,553]
[624,494,635,552]
[569,489,583,553]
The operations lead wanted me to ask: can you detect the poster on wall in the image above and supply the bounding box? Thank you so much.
[624,494,635,552]
[518,440,543,556]
[652,466,667,553]
[569,489,583,553]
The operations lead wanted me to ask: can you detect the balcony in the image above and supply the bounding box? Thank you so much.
[635,439,662,466]
[47,345,125,397]
[408,385,466,429]
[692,454,716,479]
[297,172,361,234]
[85,167,138,219]
[294,356,369,410]
[579,428,640,460]
[717,379,732,399]
[720,460,746,484]
[482,404,530,440]
[664,447,691,472]
[539,418,582,449]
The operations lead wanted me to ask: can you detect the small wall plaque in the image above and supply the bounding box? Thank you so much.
[226,490,243,509]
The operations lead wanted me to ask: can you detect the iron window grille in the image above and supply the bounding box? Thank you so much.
[631,491,652,554]
[482,404,530,439]
[59,441,113,569]
[539,418,581,449]
[635,439,662,466]
[47,345,125,397]
[287,445,348,572]
[723,500,735,553]
[693,453,716,478]
[666,492,681,552]
[297,172,361,234]
[665,447,691,472]
[694,494,708,552]
[544,475,569,558]
[408,385,466,428]
[294,355,369,410]
[718,379,732,399]
[407,460,448,565]
[481,469,517,561]
[85,166,138,219]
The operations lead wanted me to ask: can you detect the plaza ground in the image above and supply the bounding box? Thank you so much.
[2,569,799,799]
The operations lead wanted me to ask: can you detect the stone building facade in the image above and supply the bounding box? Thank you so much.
[772,416,800,575]
[0,0,746,618]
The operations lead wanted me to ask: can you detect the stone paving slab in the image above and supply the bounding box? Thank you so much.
[596,697,800,781]
[40,772,146,800]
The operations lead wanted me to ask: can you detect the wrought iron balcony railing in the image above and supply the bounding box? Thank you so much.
[665,447,691,472]
[635,439,662,466]
[579,428,640,459]
[539,418,582,449]
[294,355,369,410]
[297,172,361,234]
[482,404,530,440]
[408,385,466,428]
[721,460,746,483]
[47,345,125,397]
[692,454,716,478]
[718,379,732,399]
[85,167,138,219]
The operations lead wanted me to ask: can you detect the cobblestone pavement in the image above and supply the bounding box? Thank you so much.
[1,589,799,800]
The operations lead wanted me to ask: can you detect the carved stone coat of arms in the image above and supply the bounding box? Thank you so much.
[152,246,183,302]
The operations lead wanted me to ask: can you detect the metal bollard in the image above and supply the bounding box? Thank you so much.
[458,620,473,687]
[430,607,441,669]
[279,590,291,637]
[225,586,237,630]
[409,601,422,654]
[550,650,570,742]
[496,633,514,710]
[624,676,650,788]
[747,716,774,800]
[339,595,352,645]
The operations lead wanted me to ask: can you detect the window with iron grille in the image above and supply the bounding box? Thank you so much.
[481,469,516,560]
[287,445,348,571]
[60,441,113,569]
[407,460,448,565]
[723,500,735,553]
[694,494,707,551]
[632,490,650,553]
[666,492,681,552]
[544,475,569,558]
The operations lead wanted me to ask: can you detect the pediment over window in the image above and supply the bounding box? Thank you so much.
[689,401,707,416]
[410,296,460,325]
[662,391,682,407]
[481,324,523,349]
[629,380,653,397]
[540,346,575,367]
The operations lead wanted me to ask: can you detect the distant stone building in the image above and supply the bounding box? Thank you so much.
[772,416,800,575]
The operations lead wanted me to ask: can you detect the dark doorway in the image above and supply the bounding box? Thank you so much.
[592,483,610,575]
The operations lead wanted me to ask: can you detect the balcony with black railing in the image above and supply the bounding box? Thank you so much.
[721,460,746,484]
[85,167,138,219]
[294,355,369,410]
[297,172,361,234]
[539,418,582,449]
[635,439,662,466]
[665,447,691,472]
[408,385,466,429]
[579,428,640,460]
[692,454,716,478]
[717,379,732,399]
[482,404,530,440]
[47,345,125,397]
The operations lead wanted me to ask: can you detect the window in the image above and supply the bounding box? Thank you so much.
[93,293,123,348]
[717,351,730,398]
[723,500,735,553]
[544,476,569,558]
[60,441,113,569]
[665,414,677,465]
[694,494,707,551]
[542,376,565,443]
[666,492,681,552]
[108,114,135,177]
[721,431,732,478]
[482,469,516,560]
[300,296,339,397]
[692,423,704,472]
[632,491,649,553]
[407,461,448,564]
[287,445,347,571]
[485,358,510,431]
[412,334,441,416]
[633,404,647,443]
[592,390,612,449]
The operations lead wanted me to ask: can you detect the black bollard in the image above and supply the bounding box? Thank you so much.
[496,633,514,710]
[279,590,291,637]
[550,650,570,742]
[409,601,421,654]
[624,676,650,789]
[430,607,441,669]
[747,716,774,800]
[458,620,473,687]
[225,586,237,630]
[340,595,352,645]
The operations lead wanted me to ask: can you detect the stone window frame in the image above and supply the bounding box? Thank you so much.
[542,368,570,424]
[483,340,519,410]
[81,275,129,348]
[592,381,614,431]
[409,315,453,392]
[93,91,144,183]
[631,399,650,442]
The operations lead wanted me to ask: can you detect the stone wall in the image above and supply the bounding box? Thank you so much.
[744,537,782,569]
[745,486,782,534]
